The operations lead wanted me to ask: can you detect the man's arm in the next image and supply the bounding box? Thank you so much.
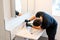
[28,16,36,21]
[32,26,42,30]
[25,16,36,22]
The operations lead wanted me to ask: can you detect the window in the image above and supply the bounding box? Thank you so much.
[52,0,60,16]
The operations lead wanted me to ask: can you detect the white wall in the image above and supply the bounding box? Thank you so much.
[0,0,10,40]
[35,0,52,14]
[28,0,35,14]
[21,0,52,14]
[21,0,28,13]
[3,0,11,21]
[54,16,60,40]
[21,0,35,15]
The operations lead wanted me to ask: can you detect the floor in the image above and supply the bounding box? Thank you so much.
[38,36,48,40]
[15,36,48,40]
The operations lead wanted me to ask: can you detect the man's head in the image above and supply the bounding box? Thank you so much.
[33,19,42,26]
[35,11,45,22]
[35,11,44,18]
[32,19,42,29]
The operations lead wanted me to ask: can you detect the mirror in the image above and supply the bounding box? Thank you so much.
[15,0,22,16]
[15,0,35,17]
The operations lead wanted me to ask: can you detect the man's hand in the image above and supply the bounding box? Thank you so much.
[25,19,30,22]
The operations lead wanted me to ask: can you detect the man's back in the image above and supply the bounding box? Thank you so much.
[35,12,57,29]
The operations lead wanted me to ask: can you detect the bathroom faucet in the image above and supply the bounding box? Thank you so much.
[26,22,32,27]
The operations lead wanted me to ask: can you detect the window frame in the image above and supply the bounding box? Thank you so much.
[52,0,60,16]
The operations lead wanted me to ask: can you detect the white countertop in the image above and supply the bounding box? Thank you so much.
[5,13,31,31]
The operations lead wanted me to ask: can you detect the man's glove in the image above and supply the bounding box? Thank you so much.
[25,19,30,22]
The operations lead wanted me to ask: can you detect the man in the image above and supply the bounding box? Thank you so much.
[15,11,22,16]
[25,11,57,40]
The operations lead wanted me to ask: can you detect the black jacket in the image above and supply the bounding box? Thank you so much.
[35,12,57,29]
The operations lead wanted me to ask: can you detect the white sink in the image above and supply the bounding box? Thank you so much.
[15,26,44,40]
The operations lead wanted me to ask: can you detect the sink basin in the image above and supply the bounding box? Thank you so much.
[15,25,44,40]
